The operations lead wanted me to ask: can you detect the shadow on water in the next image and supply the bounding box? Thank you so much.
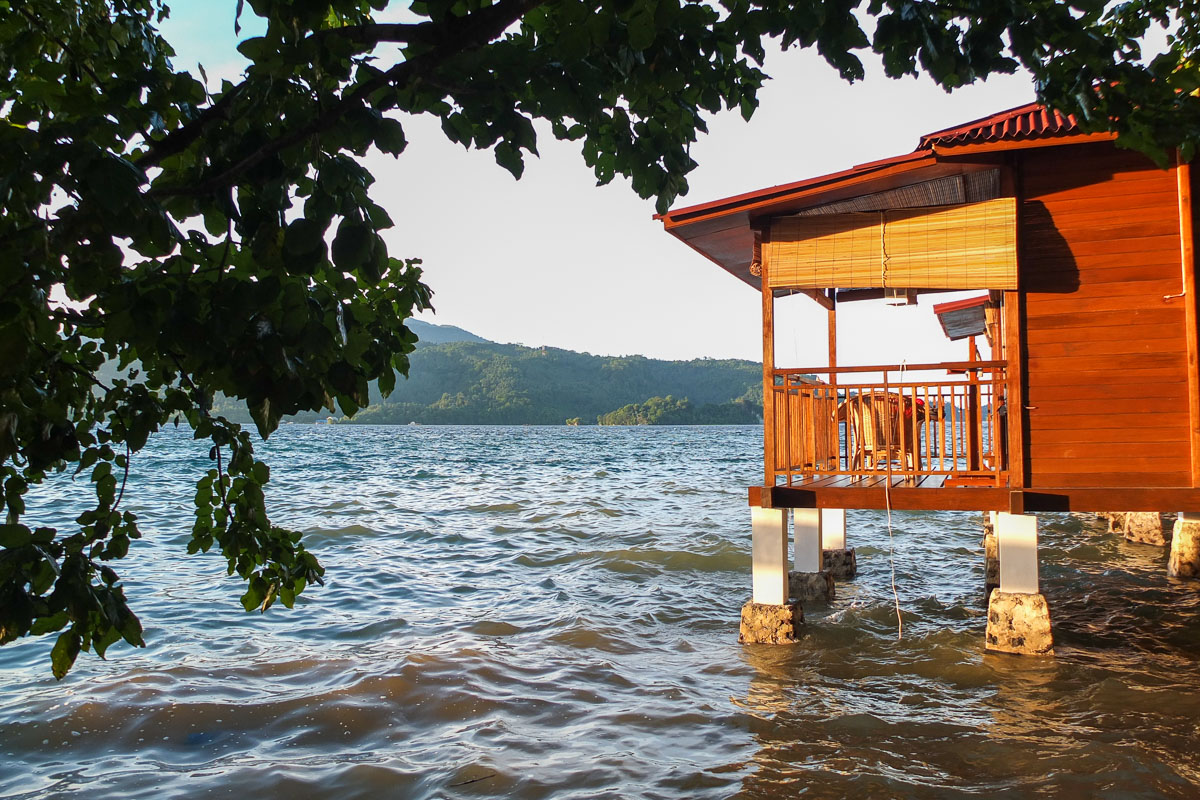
[2,427,1200,798]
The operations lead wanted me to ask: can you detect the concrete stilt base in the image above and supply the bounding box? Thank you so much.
[1104,511,1174,546]
[822,548,857,580]
[788,570,834,602]
[982,528,999,596]
[739,601,803,644]
[1168,519,1200,578]
[985,591,1054,656]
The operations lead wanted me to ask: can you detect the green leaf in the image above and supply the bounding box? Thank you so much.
[331,219,373,271]
[51,630,82,680]
[375,118,407,156]
[0,523,31,548]
[284,217,326,261]
[29,611,69,636]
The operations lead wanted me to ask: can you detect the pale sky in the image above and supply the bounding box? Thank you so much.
[160,2,1038,368]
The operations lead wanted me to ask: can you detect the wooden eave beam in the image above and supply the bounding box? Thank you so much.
[834,287,961,303]
[774,287,834,310]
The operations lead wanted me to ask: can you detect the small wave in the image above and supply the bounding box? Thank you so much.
[466,502,526,513]
[302,524,378,540]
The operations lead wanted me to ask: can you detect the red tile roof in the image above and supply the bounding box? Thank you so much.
[918,102,1080,149]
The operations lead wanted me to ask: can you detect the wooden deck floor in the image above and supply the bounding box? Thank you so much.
[750,478,1200,513]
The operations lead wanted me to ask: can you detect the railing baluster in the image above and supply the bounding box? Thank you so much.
[768,364,1006,480]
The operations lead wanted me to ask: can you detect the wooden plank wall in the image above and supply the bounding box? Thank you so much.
[1019,142,1191,488]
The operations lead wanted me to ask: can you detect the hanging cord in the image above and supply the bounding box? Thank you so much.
[879,211,889,287]
[883,369,903,640]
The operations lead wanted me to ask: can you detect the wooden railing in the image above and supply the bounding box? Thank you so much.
[768,361,1008,485]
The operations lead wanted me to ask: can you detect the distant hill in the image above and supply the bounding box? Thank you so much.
[405,319,488,345]
[213,321,774,426]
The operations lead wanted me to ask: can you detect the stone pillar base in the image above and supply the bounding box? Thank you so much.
[822,548,857,580]
[1104,511,1174,546]
[1168,519,1200,578]
[985,591,1054,656]
[789,570,834,602]
[739,601,803,644]
[982,528,999,596]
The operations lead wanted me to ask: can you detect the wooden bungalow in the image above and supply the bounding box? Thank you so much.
[658,102,1200,653]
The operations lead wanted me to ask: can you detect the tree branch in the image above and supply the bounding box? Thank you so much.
[17,6,104,87]
[136,81,248,169]
[309,21,426,46]
[137,7,520,171]
[149,0,547,198]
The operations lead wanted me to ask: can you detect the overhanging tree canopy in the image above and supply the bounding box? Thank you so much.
[2,0,1196,678]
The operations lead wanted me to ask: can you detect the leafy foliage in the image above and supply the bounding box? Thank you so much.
[2,0,1194,677]
[596,394,763,425]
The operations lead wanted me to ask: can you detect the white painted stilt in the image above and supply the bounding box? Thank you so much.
[793,508,821,573]
[821,509,846,550]
[986,513,1053,656]
[790,509,834,602]
[820,508,856,580]
[751,507,788,606]
[741,507,803,644]
[997,512,1039,594]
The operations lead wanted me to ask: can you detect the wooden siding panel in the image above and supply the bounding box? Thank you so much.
[1030,442,1191,461]
[1032,426,1189,445]
[1018,142,1190,489]
[1031,471,1191,488]
[1022,308,1183,332]
[1026,294,1184,317]
[1026,381,1188,403]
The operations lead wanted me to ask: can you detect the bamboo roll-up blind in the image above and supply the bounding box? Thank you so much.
[767,214,883,287]
[766,197,1017,290]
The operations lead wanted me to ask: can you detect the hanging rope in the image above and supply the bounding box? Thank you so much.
[883,368,903,640]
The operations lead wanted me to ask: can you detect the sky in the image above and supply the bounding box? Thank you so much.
[159,1,1039,368]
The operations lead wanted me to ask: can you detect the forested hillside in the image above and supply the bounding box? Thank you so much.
[213,322,768,425]
[349,339,764,425]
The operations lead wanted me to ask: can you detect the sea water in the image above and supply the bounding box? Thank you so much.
[2,425,1199,798]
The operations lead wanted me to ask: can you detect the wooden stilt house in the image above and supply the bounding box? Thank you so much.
[658,102,1200,517]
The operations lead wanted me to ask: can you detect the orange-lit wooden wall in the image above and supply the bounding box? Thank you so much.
[1015,142,1197,488]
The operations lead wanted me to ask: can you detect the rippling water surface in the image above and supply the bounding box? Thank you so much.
[3,425,1200,798]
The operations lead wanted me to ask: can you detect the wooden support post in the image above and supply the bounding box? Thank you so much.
[1177,155,1200,487]
[761,228,776,487]
[751,507,789,605]
[1004,155,1026,488]
[827,297,837,379]
[828,294,839,472]
[1003,290,1026,488]
[967,337,981,473]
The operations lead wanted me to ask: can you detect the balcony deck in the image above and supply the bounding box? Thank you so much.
[757,361,1200,513]
[750,477,1200,514]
